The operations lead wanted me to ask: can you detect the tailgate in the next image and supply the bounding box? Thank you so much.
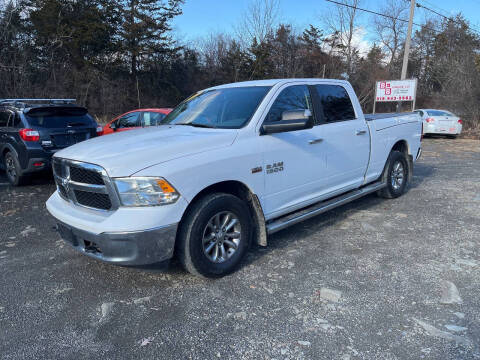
[50,129,93,148]
[39,127,95,149]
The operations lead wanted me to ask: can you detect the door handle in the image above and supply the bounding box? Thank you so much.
[356,130,367,135]
[308,138,323,145]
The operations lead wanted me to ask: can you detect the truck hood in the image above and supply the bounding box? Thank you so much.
[54,125,237,177]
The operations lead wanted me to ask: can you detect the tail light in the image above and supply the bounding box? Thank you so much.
[19,128,40,142]
[458,119,462,124]
[96,126,104,136]
[425,117,435,123]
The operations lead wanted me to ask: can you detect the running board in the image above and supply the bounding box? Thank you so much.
[266,181,386,234]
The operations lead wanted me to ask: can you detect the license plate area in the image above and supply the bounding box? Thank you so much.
[51,132,89,147]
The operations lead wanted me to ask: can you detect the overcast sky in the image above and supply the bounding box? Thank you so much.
[173,0,480,48]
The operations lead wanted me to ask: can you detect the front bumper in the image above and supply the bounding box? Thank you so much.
[55,220,178,265]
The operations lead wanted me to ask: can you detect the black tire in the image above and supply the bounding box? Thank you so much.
[447,134,457,139]
[4,152,29,186]
[176,193,252,278]
[377,150,409,199]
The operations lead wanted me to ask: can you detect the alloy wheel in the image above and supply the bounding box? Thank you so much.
[202,211,242,263]
[391,161,405,190]
[5,155,17,182]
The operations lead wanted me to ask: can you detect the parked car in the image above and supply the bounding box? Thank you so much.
[46,79,422,277]
[415,109,462,137]
[0,99,101,186]
[102,108,172,135]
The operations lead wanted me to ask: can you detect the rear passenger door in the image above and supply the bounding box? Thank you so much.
[312,84,370,194]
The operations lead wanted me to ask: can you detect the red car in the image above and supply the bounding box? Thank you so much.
[102,108,172,135]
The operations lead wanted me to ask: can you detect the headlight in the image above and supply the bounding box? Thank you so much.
[114,177,180,206]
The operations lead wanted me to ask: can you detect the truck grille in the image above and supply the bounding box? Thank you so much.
[52,158,117,211]
[70,165,104,185]
[74,190,112,210]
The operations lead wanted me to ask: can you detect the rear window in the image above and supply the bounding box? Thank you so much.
[426,110,452,117]
[314,85,356,122]
[25,107,93,128]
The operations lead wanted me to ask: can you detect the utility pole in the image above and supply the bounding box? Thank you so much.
[401,0,416,80]
[397,0,415,112]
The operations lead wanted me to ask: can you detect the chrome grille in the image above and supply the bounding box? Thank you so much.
[74,190,112,210]
[69,165,104,185]
[52,158,119,211]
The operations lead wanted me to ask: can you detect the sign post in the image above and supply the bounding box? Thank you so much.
[373,79,417,114]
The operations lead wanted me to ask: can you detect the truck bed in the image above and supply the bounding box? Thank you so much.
[364,112,416,121]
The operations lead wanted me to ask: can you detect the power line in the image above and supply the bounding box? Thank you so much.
[421,0,450,16]
[416,2,480,35]
[324,0,438,33]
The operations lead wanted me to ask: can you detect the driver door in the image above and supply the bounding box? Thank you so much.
[259,84,326,218]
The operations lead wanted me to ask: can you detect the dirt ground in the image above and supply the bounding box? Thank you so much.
[0,137,479,359]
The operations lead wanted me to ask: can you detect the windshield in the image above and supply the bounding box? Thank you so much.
[160,86,271,129]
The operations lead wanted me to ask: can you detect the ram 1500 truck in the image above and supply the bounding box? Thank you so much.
[46,79,422,277]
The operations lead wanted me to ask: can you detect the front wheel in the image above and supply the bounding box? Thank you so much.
[377,150,409,199]
[176,193,252,278]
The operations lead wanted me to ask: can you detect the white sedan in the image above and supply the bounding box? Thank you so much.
[415,109,462,137]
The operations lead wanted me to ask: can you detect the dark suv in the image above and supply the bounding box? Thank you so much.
[0,99,102,185]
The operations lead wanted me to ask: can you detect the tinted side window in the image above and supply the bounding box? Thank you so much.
[0,111,11,127]
[117,112,140,128]
[8,113,21,128]
[315,85,356,122]
[13,113,21,127]
[265,85,312,123]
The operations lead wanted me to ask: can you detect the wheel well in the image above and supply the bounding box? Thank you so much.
[389,140,413,182]
[180,181,267,246]
[189,181,253,204]
[391,140,409,155]
[1,147,10,164]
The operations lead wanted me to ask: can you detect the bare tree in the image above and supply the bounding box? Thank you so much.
[322,0,362,76]
[373,0,408,72]
[236,0,280,46]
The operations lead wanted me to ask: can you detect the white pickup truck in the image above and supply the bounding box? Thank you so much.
[46,79,422,277]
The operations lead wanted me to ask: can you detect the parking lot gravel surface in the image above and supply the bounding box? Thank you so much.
[0,137,479,359]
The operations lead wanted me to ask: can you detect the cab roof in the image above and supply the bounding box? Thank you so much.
[207,78,350,91]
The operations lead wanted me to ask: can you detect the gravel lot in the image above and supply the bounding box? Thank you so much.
[0,138,479,359]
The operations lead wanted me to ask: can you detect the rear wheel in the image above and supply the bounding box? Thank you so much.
[4,152,29,186]
[377,150,408,199]
[176,193,252,278]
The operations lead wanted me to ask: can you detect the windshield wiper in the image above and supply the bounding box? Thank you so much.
[176,123,216,129]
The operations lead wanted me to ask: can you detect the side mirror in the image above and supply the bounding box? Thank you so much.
[110,122,117,131]
[281,109,312,121]
[261,109,313,135]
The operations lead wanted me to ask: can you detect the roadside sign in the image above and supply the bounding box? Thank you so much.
[373,79,417,113]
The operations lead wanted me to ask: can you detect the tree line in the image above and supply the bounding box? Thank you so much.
[1,0,479,129]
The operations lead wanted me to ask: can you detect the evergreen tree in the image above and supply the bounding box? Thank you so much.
[119,0,183,76]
